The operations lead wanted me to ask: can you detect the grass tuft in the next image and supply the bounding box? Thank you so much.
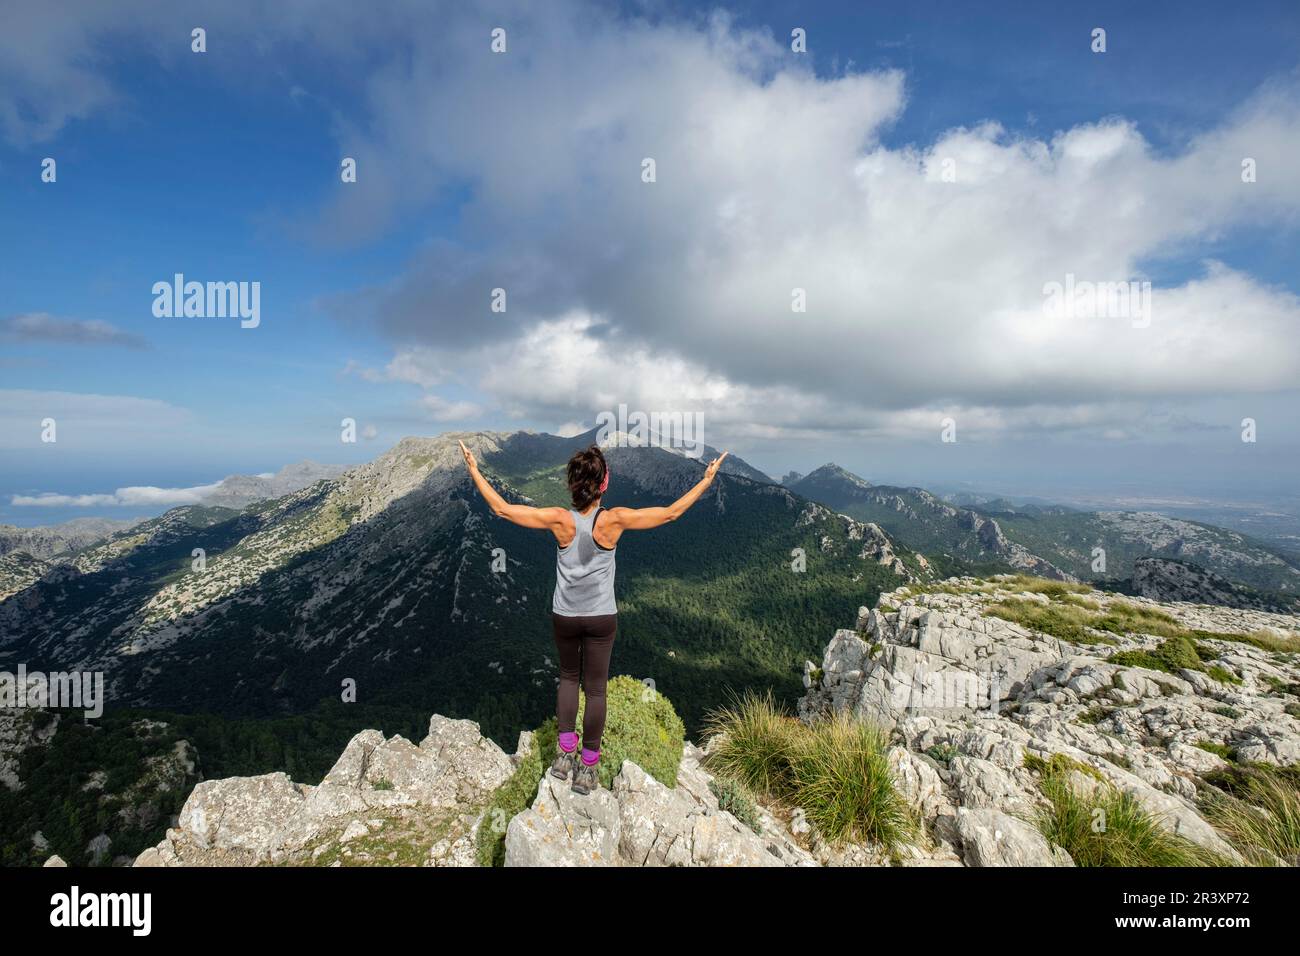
[1201,764,1300,866]
[1026,753,1224,867]
[703,693,916,850]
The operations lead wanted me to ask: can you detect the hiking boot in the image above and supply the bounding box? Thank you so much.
[572,760,599,795]
[550,748,576,781]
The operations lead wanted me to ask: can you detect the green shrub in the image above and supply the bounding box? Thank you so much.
[1263,676,1300,698]
[1108,650,1161,671]
[925,743,958,765]
[1076,704,1111,725]
[1206,665,1242,685]
[1153,635,1202,671]
[708,778,762,834]
[577,675,685,790]
[1023,751,1103,781]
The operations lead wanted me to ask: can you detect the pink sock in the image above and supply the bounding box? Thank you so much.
[559,732,579,753]
[581,748,600,766]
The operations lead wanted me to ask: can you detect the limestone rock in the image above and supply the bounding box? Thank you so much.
[955,808,1074,867]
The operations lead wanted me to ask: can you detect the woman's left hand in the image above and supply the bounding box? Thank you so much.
[458,439,478,472]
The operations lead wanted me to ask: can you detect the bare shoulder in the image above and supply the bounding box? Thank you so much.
[593,507,624,548]
[548,506,576,544]
[543,506,574,530]
[602,507,633,529]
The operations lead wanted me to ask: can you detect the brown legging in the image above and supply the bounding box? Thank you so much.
[551,612,618,750]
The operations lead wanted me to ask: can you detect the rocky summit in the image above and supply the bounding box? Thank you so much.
[81,575,1300,868]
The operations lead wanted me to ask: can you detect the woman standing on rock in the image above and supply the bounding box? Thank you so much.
[458,439,727,794]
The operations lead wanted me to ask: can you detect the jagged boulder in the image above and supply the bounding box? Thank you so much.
[135,715,514,866]
[504,753,816,867]
[504,773,623,867]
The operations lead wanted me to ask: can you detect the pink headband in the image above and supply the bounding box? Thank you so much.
[598,468,609,494]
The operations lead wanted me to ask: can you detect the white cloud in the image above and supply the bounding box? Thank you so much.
[344,348,447,389]
[301,4,1300,441]
[418,394,483,422]
[6,2,1299,453]
[13,481,222,508]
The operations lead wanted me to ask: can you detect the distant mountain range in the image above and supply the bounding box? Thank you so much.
[785,465,1074,581]
[203,460,348,510]
[785,463,1300,604]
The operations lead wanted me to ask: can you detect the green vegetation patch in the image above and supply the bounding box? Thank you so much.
[1109,636,1240,683]
[985,587,1298,663]
[986,598,1117,645]
[1000,575,1094,598]
[1194,740,1237,761]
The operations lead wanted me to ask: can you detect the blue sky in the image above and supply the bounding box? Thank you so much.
[1,0,1298,525]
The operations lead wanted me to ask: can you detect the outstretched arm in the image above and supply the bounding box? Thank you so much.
[606,452,728,533]
[458,440,569,533]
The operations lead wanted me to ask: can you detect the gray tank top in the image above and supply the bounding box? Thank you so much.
[552,507,617,616]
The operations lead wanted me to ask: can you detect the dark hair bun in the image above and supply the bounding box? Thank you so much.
[567,445,607,510]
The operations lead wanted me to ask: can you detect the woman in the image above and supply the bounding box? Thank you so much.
[458,439,727,795]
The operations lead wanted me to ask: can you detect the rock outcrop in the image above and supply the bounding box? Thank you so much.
[504,745,818,867]
[134,715,514,866]
[800,577,1300,864]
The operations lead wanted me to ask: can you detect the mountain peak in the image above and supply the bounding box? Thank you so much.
[795,463,873,489]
